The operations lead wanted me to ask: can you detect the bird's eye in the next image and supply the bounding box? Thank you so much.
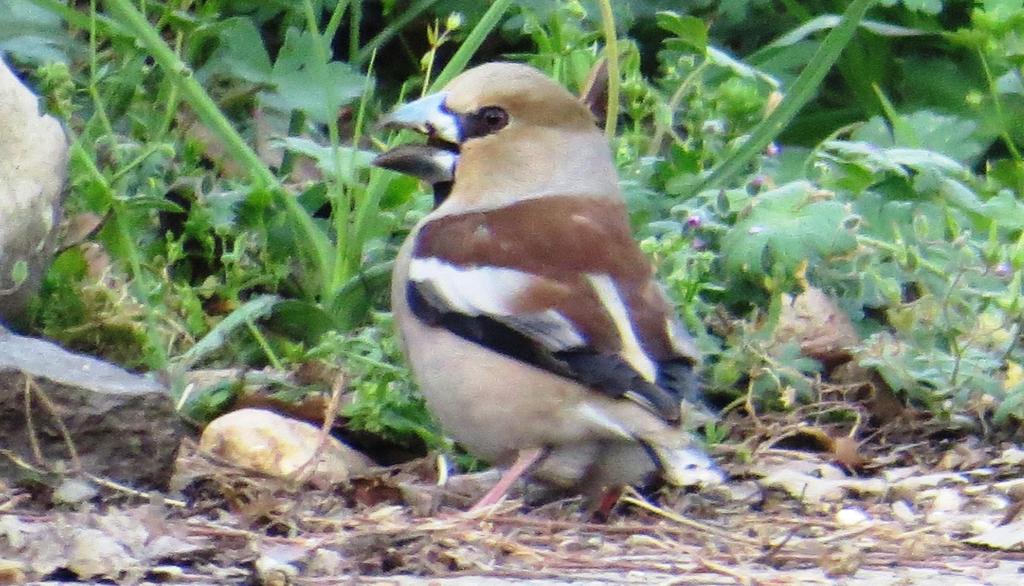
[459,106,510,140]
[480,106,509,131]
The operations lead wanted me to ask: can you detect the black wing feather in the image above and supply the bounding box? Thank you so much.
[408,281,695,423]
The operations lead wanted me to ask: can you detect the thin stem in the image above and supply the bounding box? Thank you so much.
[246,319,283,370]
[597,0,620,139]
[324,0,350,48]
[88,0,115,142]
[346,49,380,278]
[348,0,361,61]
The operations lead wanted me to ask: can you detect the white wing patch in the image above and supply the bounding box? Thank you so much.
[408,257,585,349]
[586,273,658,383]
[666,317,699,360]
[409,257,530,315]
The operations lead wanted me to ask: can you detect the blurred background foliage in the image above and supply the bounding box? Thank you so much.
[2,0,1023,456]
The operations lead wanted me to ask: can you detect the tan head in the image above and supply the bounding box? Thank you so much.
[374,62,619,213]
[441,62,596,132]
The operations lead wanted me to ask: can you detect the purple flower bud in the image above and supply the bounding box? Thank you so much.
[995,262,1012,278]
[765,142,780,157]
[686,214,703,229]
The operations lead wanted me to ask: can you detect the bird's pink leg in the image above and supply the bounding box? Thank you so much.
[469,447,546,510]
[590,486,623,522]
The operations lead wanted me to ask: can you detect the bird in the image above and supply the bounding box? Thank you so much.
[373,62,720,513]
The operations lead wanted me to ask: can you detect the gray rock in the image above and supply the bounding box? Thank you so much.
[0,329,183,490]
[0,55,68,326]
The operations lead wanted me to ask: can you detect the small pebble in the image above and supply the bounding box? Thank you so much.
[835,507,869,527]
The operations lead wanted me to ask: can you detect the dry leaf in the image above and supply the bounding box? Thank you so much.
[832,436,868,469]
[59,213,103,249]
[774,286,859,366]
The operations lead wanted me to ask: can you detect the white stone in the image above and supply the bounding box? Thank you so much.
[835,507,870,527]
[0,55,67,324]
[199,408,373,486]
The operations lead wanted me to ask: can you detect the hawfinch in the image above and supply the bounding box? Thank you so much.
[374,62,719,510]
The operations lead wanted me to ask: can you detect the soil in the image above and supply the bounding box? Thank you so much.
[2,416,1024,585]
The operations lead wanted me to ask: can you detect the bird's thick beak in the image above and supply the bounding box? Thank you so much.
[377,92,460,142]
[373,92,460,184]
[373,145,457,185]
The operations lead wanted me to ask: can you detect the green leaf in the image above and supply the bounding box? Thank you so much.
[852,112,987,164]
[0,0,70,64]
[993,384,1024,424]
[721,181,858,278]
[979,0,1023,21]
[262,28,368,124]
[979,191,1024,229]
[197,18,273,84]
[820,140,972,182]
[656,12,708,54]
[274,137,375,184]
[265,299,340,344]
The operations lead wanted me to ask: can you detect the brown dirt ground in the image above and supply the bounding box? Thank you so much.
[2,414,1024,585]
